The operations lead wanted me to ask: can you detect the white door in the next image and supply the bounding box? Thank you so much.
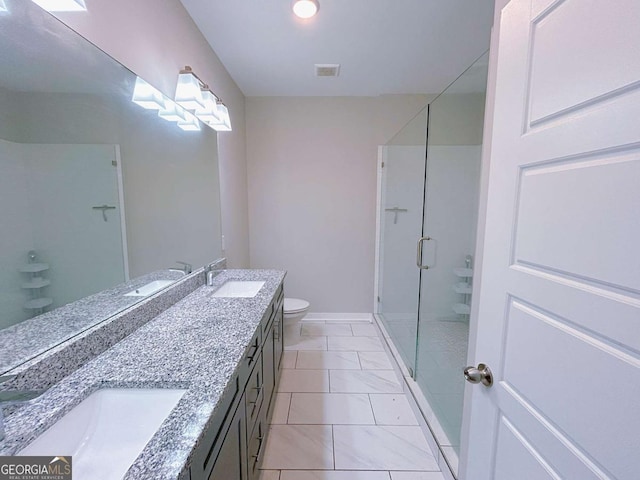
[462,0,640,479]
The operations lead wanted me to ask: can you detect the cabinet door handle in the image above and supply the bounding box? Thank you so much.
[246,343,259,363]
[274,321,280,340]
[248,386,263,404]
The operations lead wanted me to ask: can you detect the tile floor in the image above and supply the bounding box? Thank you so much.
[260,320,445,480]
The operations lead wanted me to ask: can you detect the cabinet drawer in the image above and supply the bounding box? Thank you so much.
[191,376,241,479]
[245,352,264,432]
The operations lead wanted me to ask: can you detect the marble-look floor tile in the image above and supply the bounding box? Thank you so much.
[270,393,291,424]
[281,471,391,480]
[328,336,384,352]
[330,370,403,394]
[285,335,327,351]
[351,323,378,336]
[296,351,360,370]
[302,323,353,336]
[278,369,330,393]
[261,425,334,470]
[259,470,281,480]
[288,393,375,425]
[280,351,298,369]
[358,351,393,370]
[284,323,302,337]
[370,395,419,425]
[333,425,438,471]
[390,473,445,480]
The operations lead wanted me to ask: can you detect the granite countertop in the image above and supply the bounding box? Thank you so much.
[0,269,286,480]
[0,269,187,373]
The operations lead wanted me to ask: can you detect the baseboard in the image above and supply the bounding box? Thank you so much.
[303,312,373,322]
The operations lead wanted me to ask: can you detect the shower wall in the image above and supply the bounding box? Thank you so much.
[422,145,481,321]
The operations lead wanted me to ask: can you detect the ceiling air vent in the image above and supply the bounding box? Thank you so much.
[315,64,340,77]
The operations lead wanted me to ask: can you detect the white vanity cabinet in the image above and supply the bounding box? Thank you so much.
[190,283,284,480]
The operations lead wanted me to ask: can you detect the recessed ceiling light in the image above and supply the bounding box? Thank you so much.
[31,0,87,12]
[292,0,319,19]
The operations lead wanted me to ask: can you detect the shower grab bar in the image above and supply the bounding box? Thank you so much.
[416,236,432,269]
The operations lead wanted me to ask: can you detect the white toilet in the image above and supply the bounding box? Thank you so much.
[283,298,310,325]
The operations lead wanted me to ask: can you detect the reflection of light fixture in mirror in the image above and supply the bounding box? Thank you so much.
[175,67,206,111]
[177,111,201,132]
[195,88,223,126]
[0,0,8,12]
[131,77,165,110]
[158,100,187,122]
[31,0,87,11]
[292,0,319,19]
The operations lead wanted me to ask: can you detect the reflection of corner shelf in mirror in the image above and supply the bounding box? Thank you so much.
[19,263,49,273]
[20,252,53,316]
[22,278,51,289]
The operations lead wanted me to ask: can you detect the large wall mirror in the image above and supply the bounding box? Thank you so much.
[0,0,223,373]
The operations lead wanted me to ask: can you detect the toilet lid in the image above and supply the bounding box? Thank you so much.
[284,298,310,314]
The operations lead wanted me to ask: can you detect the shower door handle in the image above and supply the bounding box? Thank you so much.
[416,236,432,269]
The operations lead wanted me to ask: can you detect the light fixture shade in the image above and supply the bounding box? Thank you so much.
[0,0,8,12]
[175,72,205,111]
[158,100,187,122]
[131,77,165,110]
[177,111,201,132]
[31,0,87,11]
[211,103,232,132]
[195,90,223,125]
[292,0,318,19]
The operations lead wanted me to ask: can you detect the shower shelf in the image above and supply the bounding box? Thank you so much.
[24,298,53,310]
[22,278,51,289]
[453,267,473,278]
[452,303,471,315]
[453,282,472,294]
[19,263,49,273]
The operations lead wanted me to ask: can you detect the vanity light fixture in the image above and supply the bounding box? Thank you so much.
[131,77,165,110]
[175,66,206,111]
[174,66,232,132]
[194,88,223,126]
[212,102,232,132]
[0,0,8,12]
[31,0,87,11]
[292,0,319,19]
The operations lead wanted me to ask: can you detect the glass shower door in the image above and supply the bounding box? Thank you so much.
[377,107,428,373]
[415,52,488,470]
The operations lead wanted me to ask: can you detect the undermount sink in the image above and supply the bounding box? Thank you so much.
[211,280,265,298]
[124,280,174,297]
[19,388,186,480]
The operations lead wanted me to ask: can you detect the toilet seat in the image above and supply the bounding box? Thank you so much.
[284,298,310,314]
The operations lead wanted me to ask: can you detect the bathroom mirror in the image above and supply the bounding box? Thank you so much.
[0,0,223,374]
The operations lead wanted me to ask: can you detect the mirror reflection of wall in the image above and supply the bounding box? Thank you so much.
[0,1,223,353]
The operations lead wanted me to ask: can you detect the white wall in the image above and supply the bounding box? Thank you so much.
[246,95,429,312]
[53,0,250,268]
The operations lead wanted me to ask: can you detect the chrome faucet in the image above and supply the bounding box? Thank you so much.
[175,261,192,274]
[0,376,45,442]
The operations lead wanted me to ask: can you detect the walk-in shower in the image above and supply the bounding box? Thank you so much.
[375,51,489,477]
